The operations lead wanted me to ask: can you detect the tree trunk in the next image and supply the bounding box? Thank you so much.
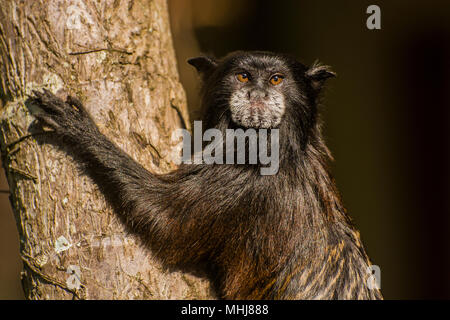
[0,0,213,299]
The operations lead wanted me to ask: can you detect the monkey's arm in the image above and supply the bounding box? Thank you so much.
[30,90,216,265]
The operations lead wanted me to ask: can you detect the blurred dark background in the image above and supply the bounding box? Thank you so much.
[1,0,449,299]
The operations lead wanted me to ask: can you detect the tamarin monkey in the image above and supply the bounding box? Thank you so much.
[30,51,383,299]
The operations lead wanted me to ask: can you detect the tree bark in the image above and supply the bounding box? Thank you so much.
[0,0,213,299]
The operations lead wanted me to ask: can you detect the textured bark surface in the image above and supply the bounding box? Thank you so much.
[0,0,213,299]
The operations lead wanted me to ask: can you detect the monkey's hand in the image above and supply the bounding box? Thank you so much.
[29,89,211,267]
[30,89,99,142]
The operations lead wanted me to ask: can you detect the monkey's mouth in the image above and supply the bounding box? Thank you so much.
[229,100,285,129]
[249,99,266,109]
[228,89,286,129]
[230,106,277,129]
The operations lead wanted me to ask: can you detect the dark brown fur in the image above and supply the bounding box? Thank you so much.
[29,51,382,299]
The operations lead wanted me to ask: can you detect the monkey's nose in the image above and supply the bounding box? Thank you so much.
[248,89,268,100]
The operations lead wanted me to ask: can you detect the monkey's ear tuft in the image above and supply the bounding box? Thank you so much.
[305,61,336,91]
[187,56,218,76]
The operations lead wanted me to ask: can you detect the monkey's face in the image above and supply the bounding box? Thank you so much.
[188,51,335,133]
[225,55,292,129]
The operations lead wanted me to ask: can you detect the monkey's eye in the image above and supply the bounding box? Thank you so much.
[270,74,284,85]
[236,72,250,83]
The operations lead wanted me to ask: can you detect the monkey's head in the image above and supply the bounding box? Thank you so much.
[188,51,335,138]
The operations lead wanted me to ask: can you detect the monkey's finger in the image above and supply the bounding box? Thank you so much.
[33,113,61,130]
[32,89,61,103]
[32,90,67,115]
